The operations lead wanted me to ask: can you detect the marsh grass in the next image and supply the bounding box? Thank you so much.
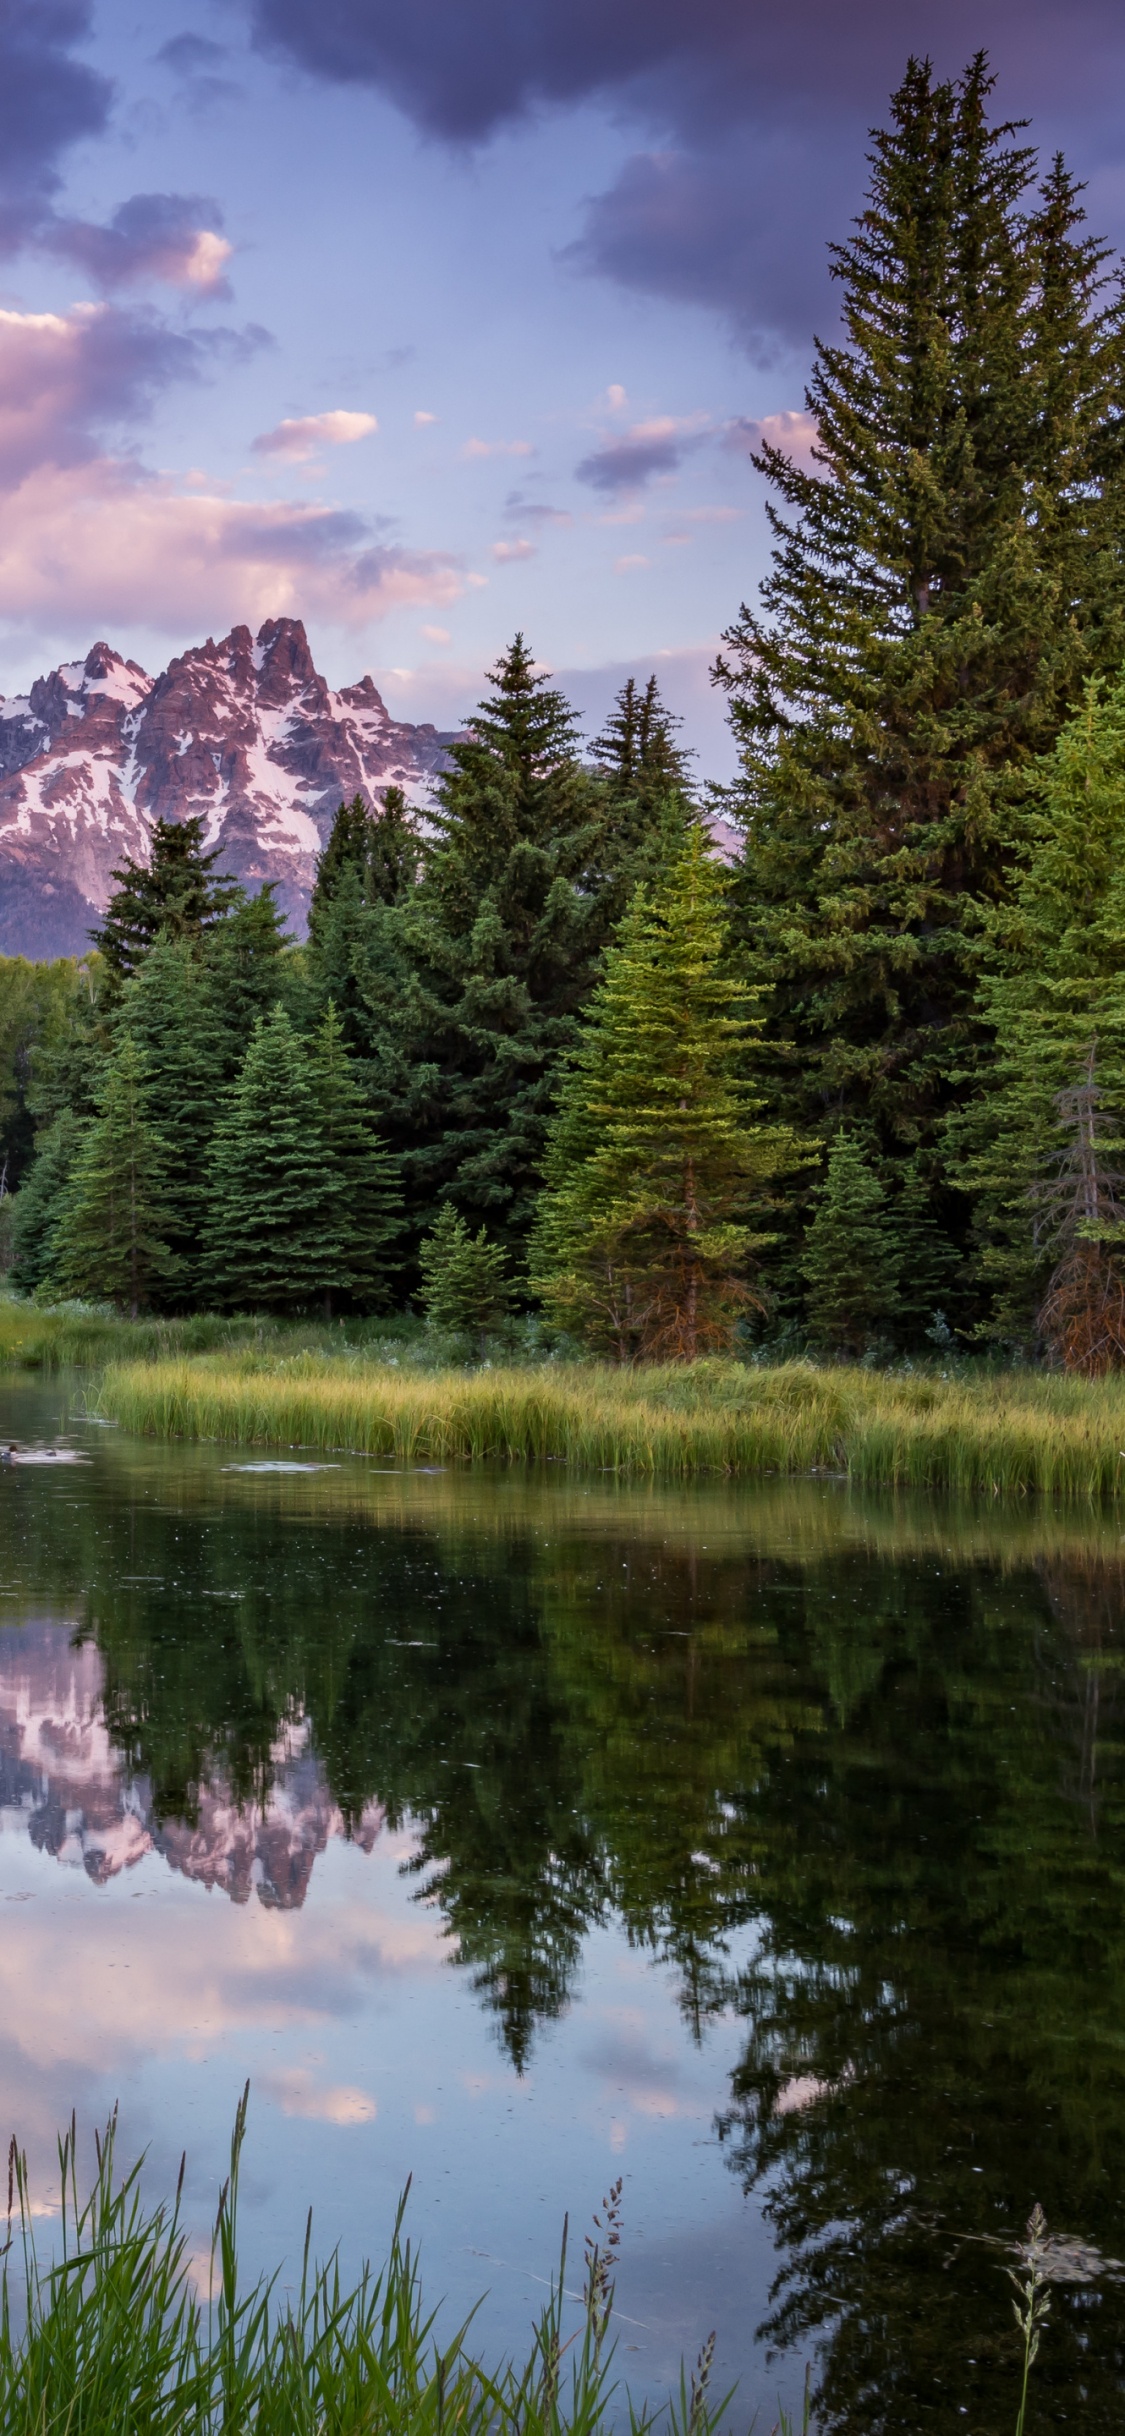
[98,1349,1125,1497]
[0,2094,805,2436]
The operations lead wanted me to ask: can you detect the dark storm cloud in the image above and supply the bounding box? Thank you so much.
[0,0,111,252]
[247,0,1125,347]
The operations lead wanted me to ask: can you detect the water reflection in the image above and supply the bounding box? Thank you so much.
[1,1394,1125,2428]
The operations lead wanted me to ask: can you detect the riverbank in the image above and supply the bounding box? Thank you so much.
[96,1349,1125,1495]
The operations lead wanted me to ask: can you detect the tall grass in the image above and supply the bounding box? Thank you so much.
[0,2094,806,2436]
[98,1351,1125,1497]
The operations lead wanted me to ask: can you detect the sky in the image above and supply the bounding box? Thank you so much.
[2,3,1125,779]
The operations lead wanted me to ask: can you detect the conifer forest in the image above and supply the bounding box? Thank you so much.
[5,56,1125,1375]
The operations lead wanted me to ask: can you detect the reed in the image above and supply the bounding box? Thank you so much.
[98,1350,1125,1497]
[0,2094,806,2436]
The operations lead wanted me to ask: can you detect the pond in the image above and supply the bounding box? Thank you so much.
[1,1374,1124,2431]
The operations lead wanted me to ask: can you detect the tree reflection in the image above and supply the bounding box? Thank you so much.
[4,1458,1125,2423]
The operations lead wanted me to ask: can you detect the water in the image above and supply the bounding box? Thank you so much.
[2,1376,1125,2430]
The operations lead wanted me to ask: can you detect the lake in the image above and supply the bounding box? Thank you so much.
[1,1374,1124,2431]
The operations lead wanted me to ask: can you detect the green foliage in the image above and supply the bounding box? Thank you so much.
[958,673,1125,1345]
[92,813,241,982]
[311,1001,403,1309]
[8,1108,88,1294]
[306,790,421,1049]
[204,1007,338,1314]
[49,1033,180,1315]
[381,636,608,1248]
[718,57,1125,1205]
[200,884,295,1066]
[589,674,694,916]
[111,936,229,1297]
[800,1133,901,1357]
[533,821,788,1360]
[0,955,87,1188]
[419,1201,512,1341]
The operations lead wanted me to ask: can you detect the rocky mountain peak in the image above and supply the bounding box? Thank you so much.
[0,617,456,958]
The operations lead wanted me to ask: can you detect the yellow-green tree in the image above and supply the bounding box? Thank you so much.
[532,821,789,1360]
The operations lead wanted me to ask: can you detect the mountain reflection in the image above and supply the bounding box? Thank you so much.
[3,1445,1125,2428]
[0,1623,382,1901]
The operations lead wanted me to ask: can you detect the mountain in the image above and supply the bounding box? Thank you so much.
[0,618,456,959]
[0,1619,384,1905]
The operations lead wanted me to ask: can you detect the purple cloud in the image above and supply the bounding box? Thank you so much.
[576,415,704,493]
[245,1,1125,348]
[0,1,111,254]
[46,194,234,295]
[0,303,265,489]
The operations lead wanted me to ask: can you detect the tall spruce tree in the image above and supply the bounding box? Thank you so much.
[800,1133,900,1358]
[307,790,420,1047]
[956,673,1125,1348]
[311,1003,403,1310]
[589,675,694,914]
[532,820,788,1360]
[110,937,229,1299]
[93,815,241,981]
[201,885,294,1070]
[379,637,606,1250]
[9,1108,88,1295]
[204,1007,337,1313]
[49,1034,179,1315]
[718,57,1125,1207]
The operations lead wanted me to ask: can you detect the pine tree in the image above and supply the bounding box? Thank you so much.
[800,1134,900,1358]
[532,821,789,1360]
[718,56,1125,1192]
[201,884,295,1071]
[307,791,420,1047]
[418,1203,512,1345]
[956,673,1125,1346]
[892,1153,964,1346]
[589,675,694,914]
[49,1035,179,1315]
[9,1108,87,1295]
[204,1007,337,1313]
[311,1003,402,1311]
[111,936,229,1297]
[379,637,606,1249]
[93,815,241,981]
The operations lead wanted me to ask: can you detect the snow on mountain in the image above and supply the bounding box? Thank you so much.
[0,618,456,959]
[0,1621,383,1905]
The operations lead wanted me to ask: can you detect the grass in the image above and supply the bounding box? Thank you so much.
[95,1347,1125,1498]
[0,2095,807,2436]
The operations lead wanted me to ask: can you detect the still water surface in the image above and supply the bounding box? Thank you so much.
[1,1376,1124,2429]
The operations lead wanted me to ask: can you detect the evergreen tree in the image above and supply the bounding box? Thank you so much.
[800,1133,901,1358]
[377,637,606,1249]
[112,937,229,1298]
[311,1003,403,1311]
[306,791,420,1047]
[418,1203,512,1344]
[49,1035,179,1315]
[589,675,694,913]
[93,815,241,981]
[8,1108,87,1295]
[532,822,789,1361]
[718,57,1125,1195]
[892,1153,965,1347]
[204,1007,337,1313]
[201,884,295,1071]
[956,673,1125,1348]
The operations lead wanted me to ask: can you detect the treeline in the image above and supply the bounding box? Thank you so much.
[7,54,1125,1365]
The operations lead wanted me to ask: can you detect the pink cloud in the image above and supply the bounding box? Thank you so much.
[727,409,820,471]
[253,409,378,462]
[47,194,234,296]
[0,460,465,634]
